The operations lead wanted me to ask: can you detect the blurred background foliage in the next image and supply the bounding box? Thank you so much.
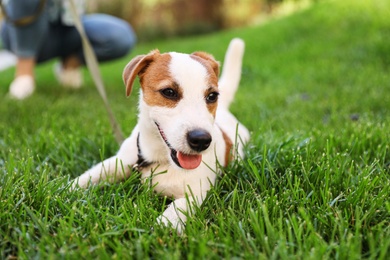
[87,0,320,41]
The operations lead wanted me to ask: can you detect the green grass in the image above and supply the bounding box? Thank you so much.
[1,0,390,258]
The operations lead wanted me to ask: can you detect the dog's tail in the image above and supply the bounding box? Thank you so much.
[218,38,245,109]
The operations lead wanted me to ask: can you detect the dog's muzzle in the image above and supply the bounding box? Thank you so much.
[155,122,211,170]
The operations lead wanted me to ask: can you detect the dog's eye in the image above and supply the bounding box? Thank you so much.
[160,88,178,100]
[206,92,219,103]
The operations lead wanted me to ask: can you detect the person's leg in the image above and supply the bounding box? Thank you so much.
[13,57,35,77]
[81,14,136,62]
[35,22,84,88]
[36,22,81,63]
[1,0,48,59]
[44,14,136,87]
[1,23,36,77]
[1,0,48,99]
[36,14,136,87]
[37,14,136,64]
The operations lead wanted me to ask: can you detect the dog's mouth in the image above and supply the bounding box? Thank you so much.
[155,122,202,170]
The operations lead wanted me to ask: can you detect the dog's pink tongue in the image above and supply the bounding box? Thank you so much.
[177,152,202,170]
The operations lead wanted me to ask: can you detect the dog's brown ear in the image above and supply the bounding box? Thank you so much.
[191,51,220,77]
[123,50,160,97]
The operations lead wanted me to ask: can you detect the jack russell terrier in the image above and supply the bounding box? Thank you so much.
[72,38,250,233]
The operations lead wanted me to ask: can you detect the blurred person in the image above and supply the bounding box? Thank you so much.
[0,0,137,99]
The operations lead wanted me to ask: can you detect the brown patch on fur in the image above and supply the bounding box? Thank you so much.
[190,52,220,77]
[123,51,182,108]
[204,87,219,117]
[190,52,220,116]
[123,50,160,97]
[140,53,183,108]
[221,128,233,166]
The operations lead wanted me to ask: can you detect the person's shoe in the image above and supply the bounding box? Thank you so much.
[54,63,83,89]
[9,75,35,100]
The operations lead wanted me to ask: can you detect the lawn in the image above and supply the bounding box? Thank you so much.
[1,0,389,258]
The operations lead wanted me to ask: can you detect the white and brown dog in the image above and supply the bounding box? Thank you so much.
[73,38,250,233]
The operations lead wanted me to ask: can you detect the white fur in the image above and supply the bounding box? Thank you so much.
[72,38,250,233]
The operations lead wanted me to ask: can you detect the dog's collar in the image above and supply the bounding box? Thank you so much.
[133,133,153,171]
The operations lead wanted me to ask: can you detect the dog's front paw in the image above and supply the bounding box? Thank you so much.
[156,214,185,235]
[68,175,91,192]
[68,179,81,192]
[156,197,190,234]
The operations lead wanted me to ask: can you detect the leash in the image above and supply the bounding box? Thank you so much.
[0,0,47,26]
[68,0,125,144]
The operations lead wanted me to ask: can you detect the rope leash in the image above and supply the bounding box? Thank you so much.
[68,0,125,144]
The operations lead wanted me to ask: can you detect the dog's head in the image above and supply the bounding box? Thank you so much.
[123,50,220,170]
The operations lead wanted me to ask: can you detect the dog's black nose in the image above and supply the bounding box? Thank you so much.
[187,129,212,152]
